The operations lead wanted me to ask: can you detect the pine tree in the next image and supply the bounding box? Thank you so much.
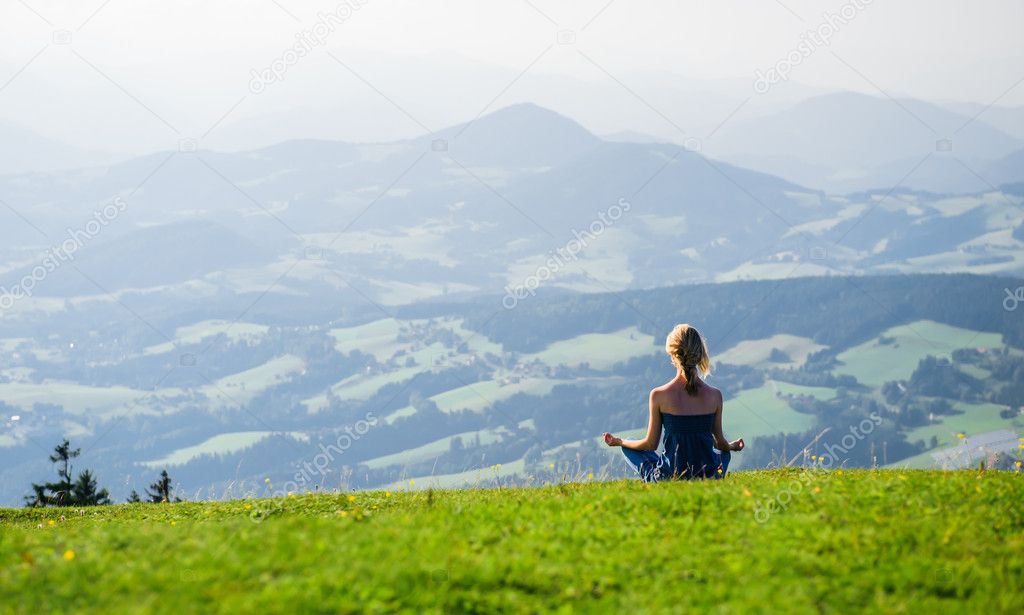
[24,439,111,508]
[72,470,111,505]
[25,439,79,507]
[145,469,179,503]
[127,490,142,503]
[25,483,48,508]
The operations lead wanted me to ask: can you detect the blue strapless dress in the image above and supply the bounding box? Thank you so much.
[620,412,730,482]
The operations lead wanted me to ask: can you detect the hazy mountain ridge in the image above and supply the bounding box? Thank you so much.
[0,220,277,296]
[1,102,1021,312]
[704,91,1024,193]
[0,121,118,176]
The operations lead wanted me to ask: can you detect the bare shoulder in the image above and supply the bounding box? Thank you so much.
[653,379,676,394]
[649,380,672,402]
[704,383,723,404]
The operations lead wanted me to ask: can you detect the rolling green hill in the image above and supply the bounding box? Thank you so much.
[2,470,1022,613]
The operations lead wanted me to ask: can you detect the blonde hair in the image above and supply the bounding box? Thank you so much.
[665,324,710,396]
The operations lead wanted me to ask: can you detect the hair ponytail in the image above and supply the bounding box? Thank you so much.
[665,324,711,397]
[683,363,699,395]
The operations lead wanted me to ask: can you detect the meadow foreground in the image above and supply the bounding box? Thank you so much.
[1,469,1022,613]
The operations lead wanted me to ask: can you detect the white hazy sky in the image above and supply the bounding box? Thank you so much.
[1,0,1021,152]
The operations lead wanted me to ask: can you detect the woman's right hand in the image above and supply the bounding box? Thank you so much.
[730,438,745,452]
[603,432,622,447]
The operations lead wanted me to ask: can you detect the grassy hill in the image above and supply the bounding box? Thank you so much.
[2,470,1022,613]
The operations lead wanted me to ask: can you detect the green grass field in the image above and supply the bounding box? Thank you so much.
[361,427,511,470]
[202,355,306,408]
[727,383,820,438]
[329,318,412,362]
[523,326,656,370]
[0,381,168,419]
[382,377,614,424]
[142,320,269,356]
[141,431,307,469]
[835,320,1005,388]
[328,317,501,365]
[429,378,570,414]
[716,334,827,369]
[905,401,1023,449]
[1,470,1021,613]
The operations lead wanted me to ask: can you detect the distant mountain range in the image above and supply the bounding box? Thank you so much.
[0,121,117,175]
[941,100,1024,140]
[4,86,1022,191]
[0,101,1021,310]
[0,101,1019,311]
[704,91,1024,193]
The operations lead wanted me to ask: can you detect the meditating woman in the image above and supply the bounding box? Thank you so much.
[603,323,744,481]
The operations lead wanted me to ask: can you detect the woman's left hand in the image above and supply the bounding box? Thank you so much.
[602,432,622,447]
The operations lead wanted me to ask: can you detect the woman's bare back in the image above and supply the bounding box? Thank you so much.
[653,377,721,416]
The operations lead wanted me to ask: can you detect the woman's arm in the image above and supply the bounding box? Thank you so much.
[713,391,745,452]
[604,390,662,450]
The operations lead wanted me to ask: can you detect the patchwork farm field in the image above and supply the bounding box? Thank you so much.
[522,326,656,370]
[2,470,1021,613]
[715,333,827,369]
[3,298,1021,506]
[834,320,1006,387]
[141,431,307,469]
[906,401,1024,449]
[727,382,823,438]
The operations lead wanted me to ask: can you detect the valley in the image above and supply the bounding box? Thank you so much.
[2,272,1021,504]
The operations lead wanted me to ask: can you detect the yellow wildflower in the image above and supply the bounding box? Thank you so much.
[348,495,356,503]
[47,520,55,527]
[63,550,75,562]
[408,479,415,486]
[957,433,966,440]
[339,510,349,517]
[385,491,392,498]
